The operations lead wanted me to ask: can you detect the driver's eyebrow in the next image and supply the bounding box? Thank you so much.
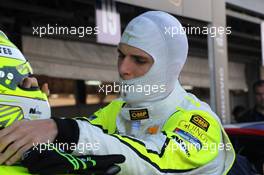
[117,49,150,60]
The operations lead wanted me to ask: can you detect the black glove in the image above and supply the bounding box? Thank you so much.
[21,144,125,175]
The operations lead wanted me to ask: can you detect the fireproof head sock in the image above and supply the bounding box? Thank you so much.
[119,11,188,105]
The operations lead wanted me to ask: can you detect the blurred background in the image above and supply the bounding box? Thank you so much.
[0,0,263,124]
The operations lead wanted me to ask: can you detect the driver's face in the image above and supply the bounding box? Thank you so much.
[117,43,154,80]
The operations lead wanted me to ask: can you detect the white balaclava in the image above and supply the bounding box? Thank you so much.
[120,11,188,106]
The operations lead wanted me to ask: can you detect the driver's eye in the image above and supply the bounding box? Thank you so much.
[133,56,147,64]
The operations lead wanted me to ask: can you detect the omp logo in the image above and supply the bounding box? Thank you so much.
[190,115,210,132]
[29,107,41,115]
[129,109,149,120]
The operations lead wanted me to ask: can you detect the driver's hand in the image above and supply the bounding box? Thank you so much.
[21,144,125,175]
[20,77,50,96]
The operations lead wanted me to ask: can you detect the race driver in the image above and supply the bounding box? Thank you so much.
[0,11,236,174]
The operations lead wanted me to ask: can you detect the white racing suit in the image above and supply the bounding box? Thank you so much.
[54,82,235,175]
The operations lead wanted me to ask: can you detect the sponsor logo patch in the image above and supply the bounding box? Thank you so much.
[129,109,149,120]
[0,45,25,61]
[190,115,210,131]
[173,135,190,157]
[29,107,41,115]
[0,46,12,58]
[178,120,208,143]
[174,128,202,151]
